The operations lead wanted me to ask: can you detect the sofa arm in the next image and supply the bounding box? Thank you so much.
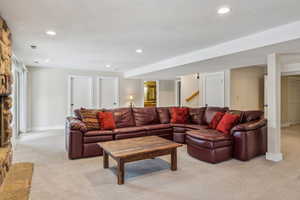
[231,119,267,161]
[65,117,85,159]
[66,117,87,133]
[231,119,267,133]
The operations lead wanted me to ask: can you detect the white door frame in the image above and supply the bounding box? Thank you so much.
[68,75,93,116]
[142,80,160,107]
[202,71,225,107]
[175,80,181,106]
[97,76,120,108]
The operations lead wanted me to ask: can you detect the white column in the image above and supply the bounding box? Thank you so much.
[266,53,283,162]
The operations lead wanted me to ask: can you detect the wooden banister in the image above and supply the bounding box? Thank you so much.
[185,90,199,102]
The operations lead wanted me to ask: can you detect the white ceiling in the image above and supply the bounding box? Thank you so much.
[1,0,300,74]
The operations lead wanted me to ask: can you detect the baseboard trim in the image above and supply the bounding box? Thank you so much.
[281,122,291,128]
[266,152,283,162]
[282,121,300,128]
[31,125,64,132]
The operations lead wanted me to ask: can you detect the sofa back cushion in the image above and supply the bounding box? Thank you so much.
[133,107,159,126]
[108,108,136,128]
[189,107,206,125]
[227,110,244,124]
[157,107,171,124]
[203,107,229,125]
[79,109,103,130]
[242,111,264,123]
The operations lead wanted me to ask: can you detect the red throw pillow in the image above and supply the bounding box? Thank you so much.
[216,113,240,134]
[98,112,116,130]
[171,107,189,124]
[208,112,225,129]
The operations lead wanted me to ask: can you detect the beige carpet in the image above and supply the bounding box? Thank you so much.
[14,126,300,200]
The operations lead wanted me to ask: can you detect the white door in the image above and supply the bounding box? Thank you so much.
[203,72,225,107]
[264,75,268,118]
[98,77,119,109]
[69,76,93,115]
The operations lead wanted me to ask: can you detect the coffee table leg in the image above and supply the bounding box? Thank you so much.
[103,150,109,169]
[117,159,125,185]
[171,149,177,171]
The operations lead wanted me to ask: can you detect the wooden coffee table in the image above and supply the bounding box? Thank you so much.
[98,136,183,185]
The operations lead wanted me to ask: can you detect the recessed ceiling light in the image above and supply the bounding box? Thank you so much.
[218,6,231,15]
[30,45,37,49]
[46,30,56,36]
[136,49,143,53]
[45,59,50,63]
[105,64,111,68]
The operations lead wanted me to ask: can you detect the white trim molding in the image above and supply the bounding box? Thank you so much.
[31,125,64,132]
[266,152,283,162]
[175,79,181,106]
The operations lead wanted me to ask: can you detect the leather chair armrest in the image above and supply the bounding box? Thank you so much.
[231,119,267,133]
[66,117,87,133]
[231,119,268,161]
[66,117,85,159]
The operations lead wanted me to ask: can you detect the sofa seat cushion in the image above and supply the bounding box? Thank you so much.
[115,131,147,140]
[185,124,208,130]
[186,130,232,142]
[147,128,173,136]
[84,135,113,143]
[141,124,171,130]
[85,130,114,136]
[113,126,147,134]
[171,124,186,128]
[186,134,232,149]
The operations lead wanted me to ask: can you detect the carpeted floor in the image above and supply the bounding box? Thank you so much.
[14,126,300,200]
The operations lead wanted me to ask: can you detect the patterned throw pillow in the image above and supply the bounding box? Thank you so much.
[79,109,101,130]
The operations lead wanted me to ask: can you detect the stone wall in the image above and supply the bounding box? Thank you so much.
[0,16,13,187]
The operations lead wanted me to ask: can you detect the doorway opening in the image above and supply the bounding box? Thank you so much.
[143,81,157,107]
[281,75,300,128]
[175,80,181,106]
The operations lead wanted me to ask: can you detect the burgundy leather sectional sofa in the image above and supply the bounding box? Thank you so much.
[65,107,267,163]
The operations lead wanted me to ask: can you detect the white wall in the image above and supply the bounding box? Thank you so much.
[181,74,200,107]
[181,71,230,108]
[27,67,142,131]
[158,80,175,106]
[230,66,266,111]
